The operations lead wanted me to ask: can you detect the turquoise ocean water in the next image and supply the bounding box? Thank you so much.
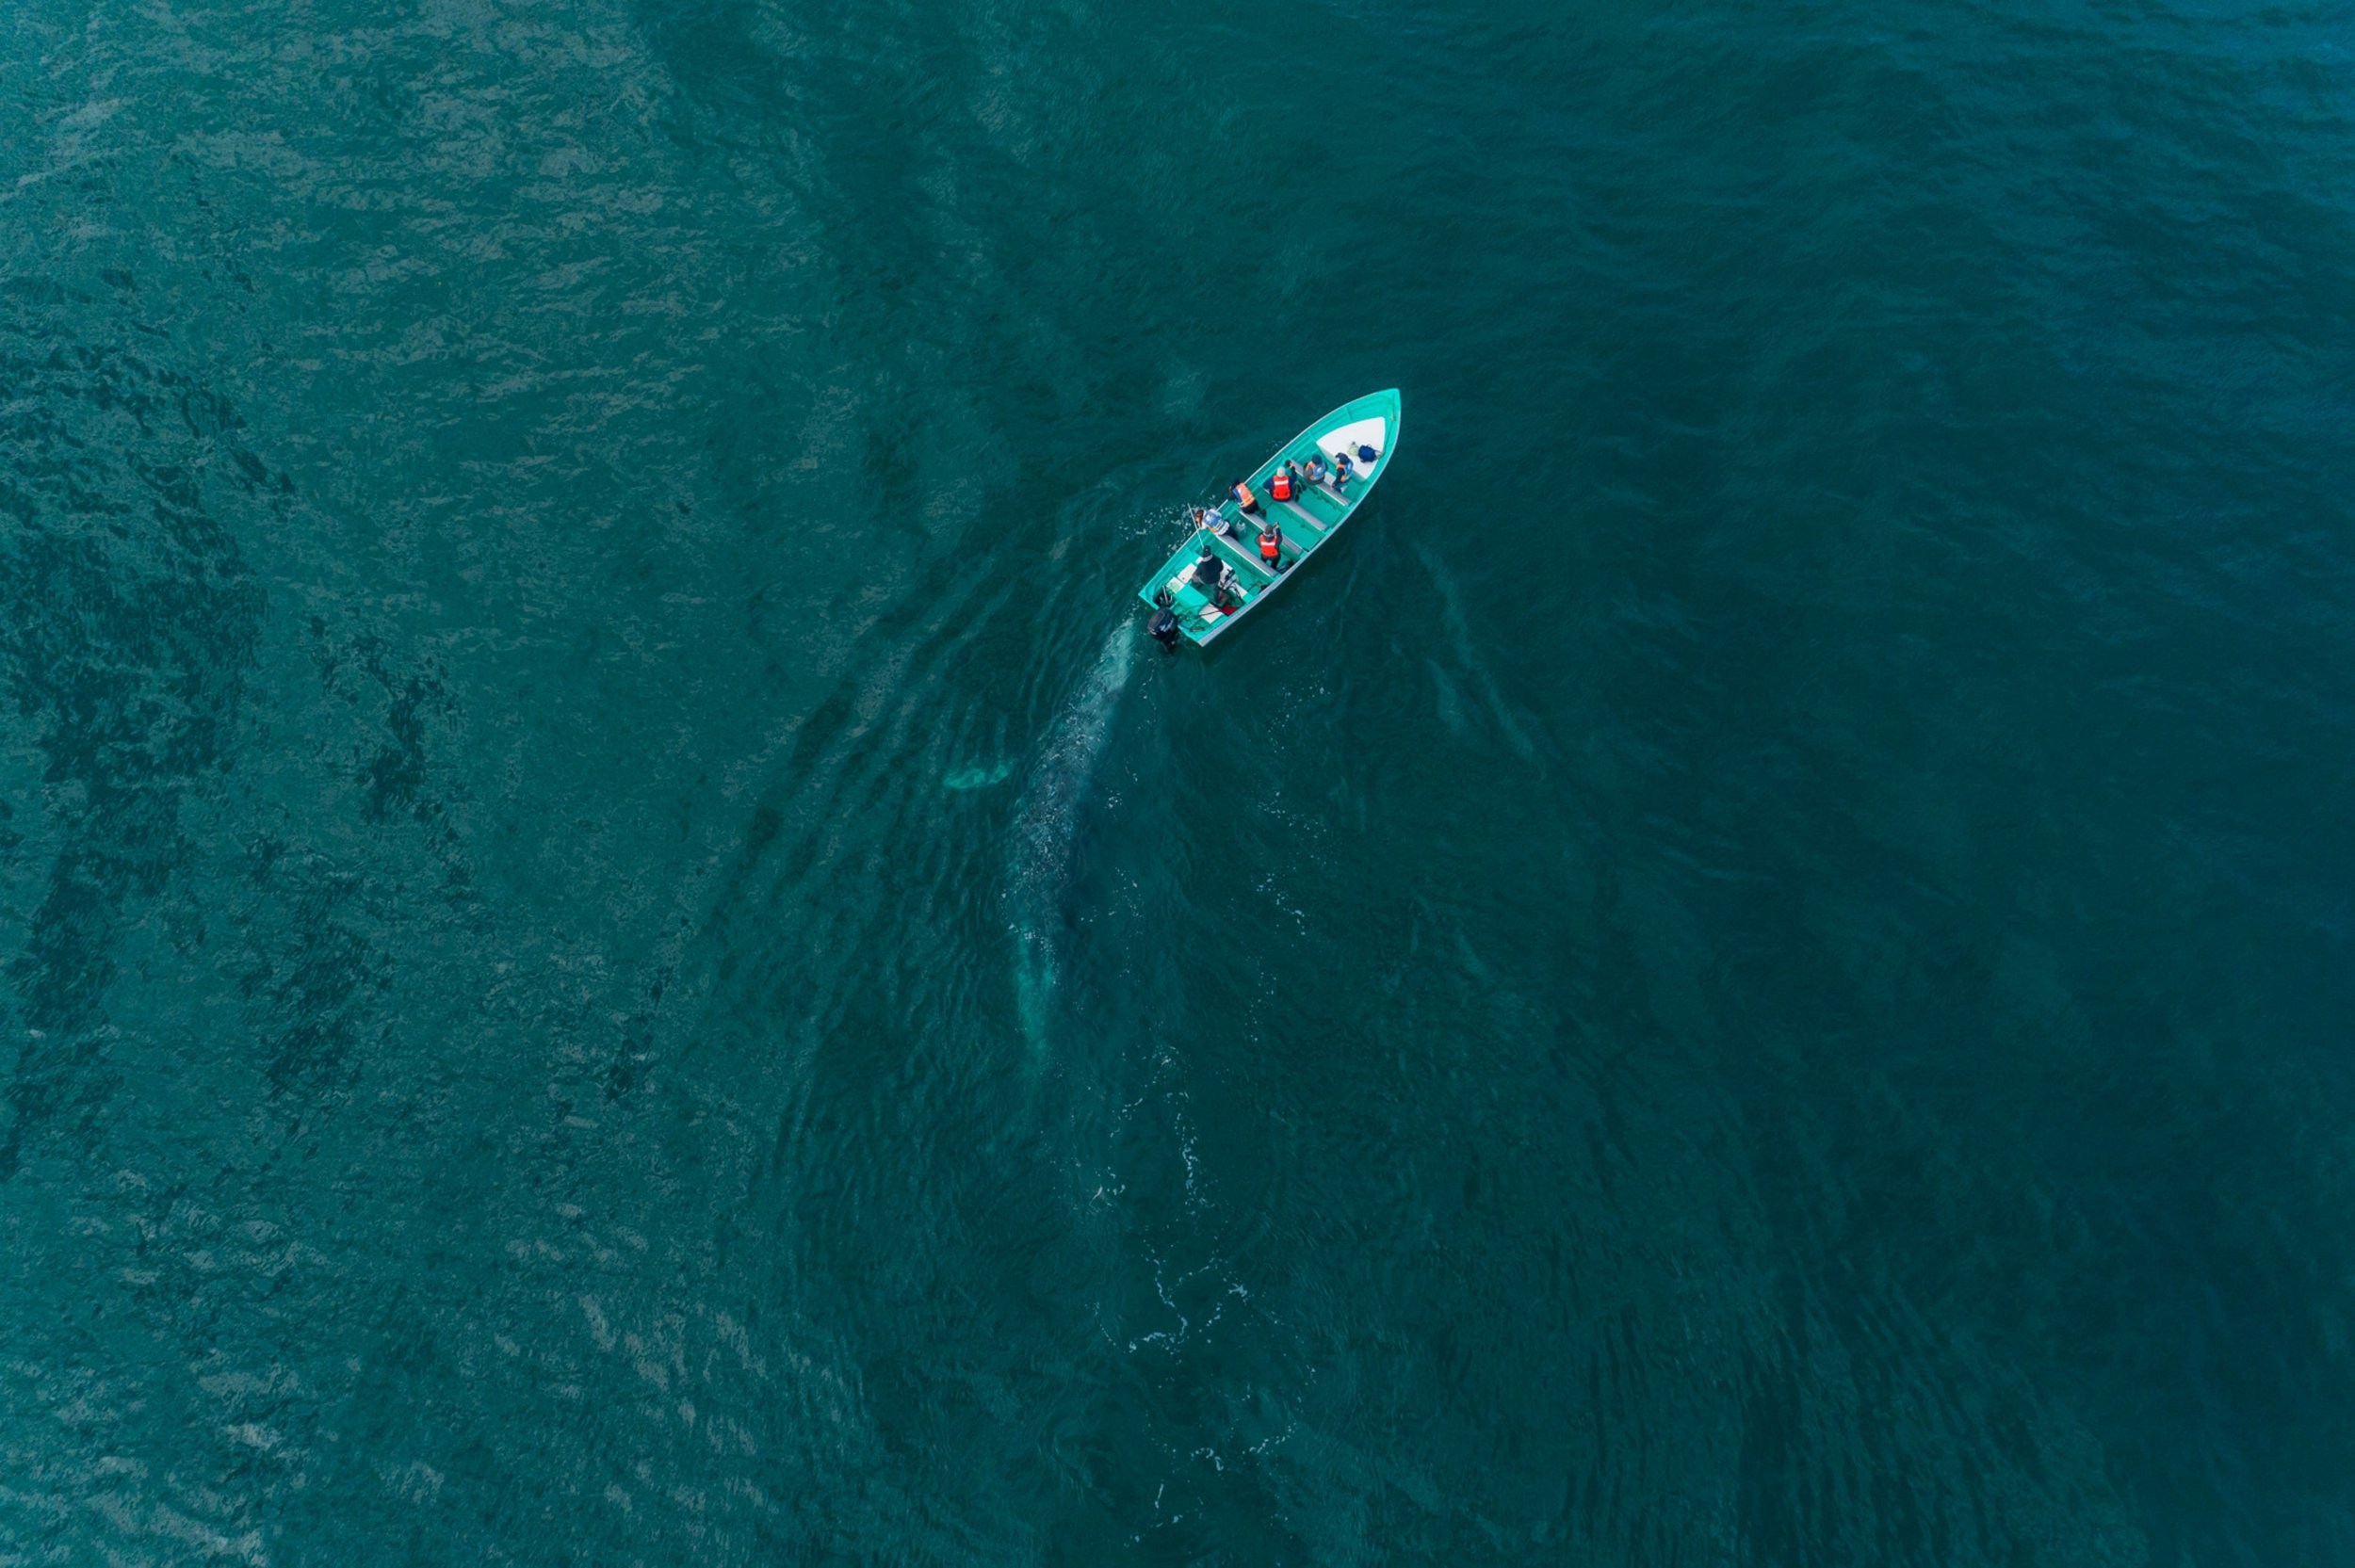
[4,0,2352,1561]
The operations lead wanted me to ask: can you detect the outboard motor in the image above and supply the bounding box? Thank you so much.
[1148,590,1182,653]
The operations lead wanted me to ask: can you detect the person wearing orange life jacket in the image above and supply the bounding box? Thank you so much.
[1267,465,1296,504]
[1231,479,1263,517]
[1258,520,1287,573]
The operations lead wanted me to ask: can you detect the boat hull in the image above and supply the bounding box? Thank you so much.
[1137,389,1402,648]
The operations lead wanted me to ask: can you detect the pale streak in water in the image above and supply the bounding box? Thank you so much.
[1008,625,1138,1064]
[942,759,1013,790]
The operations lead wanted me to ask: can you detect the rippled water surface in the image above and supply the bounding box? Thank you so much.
[3,0,2352,1561]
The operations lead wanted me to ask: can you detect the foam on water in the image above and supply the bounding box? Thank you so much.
[1008,624,1138,1066]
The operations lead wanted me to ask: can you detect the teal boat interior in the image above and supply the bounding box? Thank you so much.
[1137,389,1401,648]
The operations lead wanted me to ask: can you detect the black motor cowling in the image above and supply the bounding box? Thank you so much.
[1148,590,1182,652]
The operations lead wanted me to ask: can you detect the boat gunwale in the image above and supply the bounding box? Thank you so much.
[1137,389,1401,648]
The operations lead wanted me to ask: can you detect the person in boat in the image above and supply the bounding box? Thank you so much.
[1302,454,1326,489]
[1191,542,1236,605]
[1194,504,1232,538]
[1231,479,1262,517]
[1267,463,1298,506]
[1258,519,1287,573]
[1331,450,1354,493]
